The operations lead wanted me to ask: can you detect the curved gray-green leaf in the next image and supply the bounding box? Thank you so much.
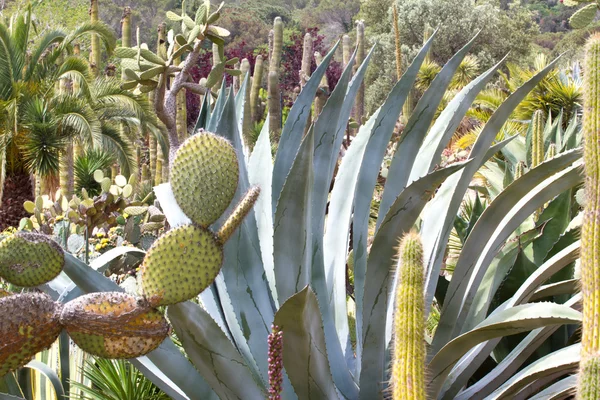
[274,286,339,400]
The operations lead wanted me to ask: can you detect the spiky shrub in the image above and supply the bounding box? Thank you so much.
[391,232,425,400]
[578,33,600,400]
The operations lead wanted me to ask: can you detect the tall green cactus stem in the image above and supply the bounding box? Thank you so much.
[175,45,188,144]
[233,61,242,94]
[141,164,150,182]
[121,7,132,51]
[268,17,283,139]
[423,23,433,64]
[154,154,163,186]
[149,135,157,184]
[250,55,264,124]
[240,58,253,144]
[314,52,330,119]
[268,325,284,400]
[353,21,365,127]
[342,34,351,68]
[531,110,545,168]
[391,232,426,400]
[547,143,556,160]
[392,5,402,80]
[578,33,600,400]
[89,0,100,77]
[58,79,74,199]
[300,33,313,87]
[514,161,525,181]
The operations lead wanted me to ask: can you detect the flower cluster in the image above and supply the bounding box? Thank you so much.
[268,324,284,400]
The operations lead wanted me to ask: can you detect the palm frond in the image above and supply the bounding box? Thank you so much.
[98,124,135,177]
[74,149,114,196]
[60,21,116,56]
[24,30,66,81]
[52,95,102,146]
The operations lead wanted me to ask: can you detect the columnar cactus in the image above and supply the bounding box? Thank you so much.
[531,110,545,169]
[392,4,402,80]
[89,0,101,77]
[175,46,188,143]
[354,21,365,127]
[547,143,556,160]
[300,33,313,88]
[391,232,426,400]
[250,55,264,124]
[342,34,351,69]
[514,161,525,181]
[314,51,330,118]
[268,17,283,138]
[268,325,284,400]
[578,33,600,400]
[240,58,253,142]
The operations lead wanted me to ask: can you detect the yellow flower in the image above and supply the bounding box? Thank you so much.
[55,215,64,222]
[101,238,110,244]
[109,227,118,233]
[95,244,102,251]
[96,232,105,238]
[101,243,108,248]
[123,213,130,219]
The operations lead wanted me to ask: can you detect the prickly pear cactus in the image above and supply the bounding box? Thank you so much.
[139,224,224,306]
[0,232,64,287]
[60,292,169,358]
[391,232,426,400]
[171,133,239,227]
[579,33,600,400]
[0,293,62,376]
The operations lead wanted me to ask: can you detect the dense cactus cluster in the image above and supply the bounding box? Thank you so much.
[0,131,259,377]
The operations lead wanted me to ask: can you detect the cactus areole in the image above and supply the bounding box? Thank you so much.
[579,33,600,399]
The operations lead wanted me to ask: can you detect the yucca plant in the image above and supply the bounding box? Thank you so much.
[0,6,587,400]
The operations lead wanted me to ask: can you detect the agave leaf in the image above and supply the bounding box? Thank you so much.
[271,41,339,212]
[528,374,577,400]
[194,90,211,132]
[89,246,145,273]
[347,32,435,376]
[0,394,25,399]
[273,287,339,400]
[359,161,469,397]
[439,241,580,399]
[307,45,362,397]
[377,31,481,228]
[431,150,582,355]
[427,303,582,396]
[420,57,562,322]
[24,360,64,399]
[206,80,227,131]
[274,128,314,302]
[531,279,579,301]
[168,302,267,399]
[454,293,581,400]
[561,114,580,152]
[248,121,276,304]
[58,253,217,400]
[486,344,580,399]
[213,89,275,385]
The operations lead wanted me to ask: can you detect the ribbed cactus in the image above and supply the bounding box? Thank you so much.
[268,17,283,138]
[423,23,433,64]
[300,33,313,87]
[514,161,525,181]
[353,21,365,127]
[391,232,426,400]
[546,143,556,160]
[314,51,330,119]
[342,34,351,69]
[240,58,253,144]
[89,0,101,77]
[392,4,402,80]
[531,110,545,168]
[251,55,264,124]
[121,7,132,50]
[578,33,600,400]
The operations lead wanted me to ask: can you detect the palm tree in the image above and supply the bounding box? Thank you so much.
[0,4,115,206]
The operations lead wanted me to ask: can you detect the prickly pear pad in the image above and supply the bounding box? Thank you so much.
[60,292,169,359]
[0,293,62,376]
[0,232,64,287]
[139,224,224,306]
[171,132,239,227]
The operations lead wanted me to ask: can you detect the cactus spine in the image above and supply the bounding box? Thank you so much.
[353,21,365,127]
[391,232,426,400]
[578,33,600,400]
[531,110,544,168]
[250,55,264,124]
[89,0,100,77]
[268,17,283,139]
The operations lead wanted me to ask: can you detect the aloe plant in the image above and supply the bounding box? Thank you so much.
[0,6,587,400]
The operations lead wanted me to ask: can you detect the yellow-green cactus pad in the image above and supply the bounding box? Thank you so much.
[171,132,239,227]
[139,224,223,306]
[0,293,62,377]
[60,292,169,359]
[0,232,64,287]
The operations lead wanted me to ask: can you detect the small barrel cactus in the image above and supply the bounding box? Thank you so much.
[391,232,426,400]
[579,33,600,400]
